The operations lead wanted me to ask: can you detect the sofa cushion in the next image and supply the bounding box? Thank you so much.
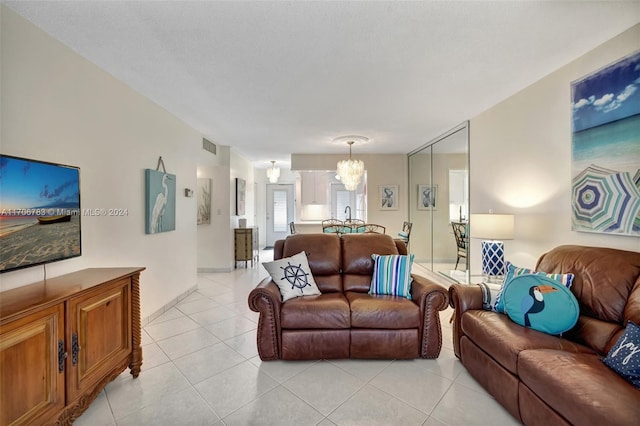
[369,254,414,300]
[494,262,575,313]
[346,292,420,329]
[263,251,321,302]
[278,233,343,293]
[502,275,579,335]
[535,245,640,355]
[602,321,640,388]
[535,245,640,324]
[342,233,400,292]
[461,310,593,374]
[281,293,350,329]
[518,349,640,426]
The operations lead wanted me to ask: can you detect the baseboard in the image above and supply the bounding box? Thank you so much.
[198,267,234,273]
[141,283,198,326]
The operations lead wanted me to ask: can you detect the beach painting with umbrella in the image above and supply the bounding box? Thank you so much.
[571,50,640,236]
[145,169,176,234]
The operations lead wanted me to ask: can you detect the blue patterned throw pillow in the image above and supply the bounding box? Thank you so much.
[603,321,640,389]
[369,254,414,300]
[494,262,575,313]
[502,274,579,335]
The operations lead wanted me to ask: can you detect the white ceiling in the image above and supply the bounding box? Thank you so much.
[5,1,639,167]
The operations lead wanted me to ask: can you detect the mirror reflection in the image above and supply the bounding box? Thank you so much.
[408,123,469,277]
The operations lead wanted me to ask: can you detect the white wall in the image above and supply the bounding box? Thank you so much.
[470,24,640,272]
[196,147,256,272]
[0,7,200,319]
[196,145,234,272]
[230,150,256,228]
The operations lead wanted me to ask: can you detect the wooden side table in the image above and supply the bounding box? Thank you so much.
[234,227,259,268]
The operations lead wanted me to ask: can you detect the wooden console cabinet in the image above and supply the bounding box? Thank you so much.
[234,227,259,267]
[0,267,144,426]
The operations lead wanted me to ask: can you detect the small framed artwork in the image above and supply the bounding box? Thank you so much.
[197,178,211,225]
[379,185,398,210]
[236,178,246,216]
[418,184,437,210]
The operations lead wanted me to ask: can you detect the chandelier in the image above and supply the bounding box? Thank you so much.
[336,139,365,191]
[266,160,280,183]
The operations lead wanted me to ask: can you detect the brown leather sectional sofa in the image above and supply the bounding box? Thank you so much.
[449,245,640,426]
[248,233,449,360]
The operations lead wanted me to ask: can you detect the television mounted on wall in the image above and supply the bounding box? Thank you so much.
[0,154,81,273]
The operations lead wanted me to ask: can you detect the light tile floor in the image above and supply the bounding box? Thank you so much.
[76,249,518,426]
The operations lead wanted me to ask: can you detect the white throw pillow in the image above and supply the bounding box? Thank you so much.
[262,251,321,302]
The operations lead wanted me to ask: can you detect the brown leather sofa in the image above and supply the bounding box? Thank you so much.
[449,245,640,426]
[248,233,449,360]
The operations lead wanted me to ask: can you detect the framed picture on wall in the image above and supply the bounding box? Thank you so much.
[570,50,640,236]
[418,184,437,210]
[379,185,398,210]
[236,178,246,216]
[145,169,176,234]
[197,178,211,225]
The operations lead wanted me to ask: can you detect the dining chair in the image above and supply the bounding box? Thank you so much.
[345,219,366,233]
[363,223,386,234]
[451,221,468,270]
[322,219,345,234]
[397,221,412,245]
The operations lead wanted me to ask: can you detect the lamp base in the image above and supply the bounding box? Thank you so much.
[481,240,506,283]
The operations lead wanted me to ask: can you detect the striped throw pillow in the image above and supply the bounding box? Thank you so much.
[369,254,414,300]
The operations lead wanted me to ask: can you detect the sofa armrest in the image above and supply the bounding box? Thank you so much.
[248,277,283,360]
[448,284,483,359]
[411,274,449,359]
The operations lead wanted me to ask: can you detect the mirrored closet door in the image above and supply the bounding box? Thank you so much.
[408,122,469,277]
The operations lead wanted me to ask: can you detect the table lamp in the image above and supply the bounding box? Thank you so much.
[470,213,514,283]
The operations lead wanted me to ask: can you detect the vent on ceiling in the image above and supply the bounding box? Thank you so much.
[202,138,217,155]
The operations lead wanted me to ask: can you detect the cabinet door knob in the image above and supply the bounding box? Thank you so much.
[58,340,67,373]
[72,333,81,366]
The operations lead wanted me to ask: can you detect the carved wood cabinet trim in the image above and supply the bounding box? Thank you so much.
[0,267,145,426]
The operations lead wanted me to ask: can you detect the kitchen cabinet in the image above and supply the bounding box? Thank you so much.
[301,171,328,205]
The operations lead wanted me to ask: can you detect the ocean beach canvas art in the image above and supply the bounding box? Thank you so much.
[571,50,640,236]
[0,155,81,272]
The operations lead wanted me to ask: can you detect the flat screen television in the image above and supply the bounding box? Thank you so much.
[0,154,81,273]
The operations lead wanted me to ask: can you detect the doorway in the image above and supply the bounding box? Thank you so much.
[266,184,295,248]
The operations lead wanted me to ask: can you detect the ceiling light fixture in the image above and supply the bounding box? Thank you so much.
[335,136,367,191]
[266,160,280,183]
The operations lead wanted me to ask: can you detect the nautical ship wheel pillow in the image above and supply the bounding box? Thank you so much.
[502,274,579,335]
[263,251,321,302]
